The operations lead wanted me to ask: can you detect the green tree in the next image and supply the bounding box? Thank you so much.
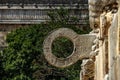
[1,8,90,80]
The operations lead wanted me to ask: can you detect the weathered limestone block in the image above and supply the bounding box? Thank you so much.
[108,13,118,80]
[89,29,100,61]
[88,0,117,29]
[80,59,94,80]
[119,1,120,56]
[116,4,120,80]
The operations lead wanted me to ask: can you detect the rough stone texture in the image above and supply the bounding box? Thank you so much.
[89,0,117,29]
[116,3,120,80]
[87,0,119,80]
[0,9,49,24]
[0,4,88,24]
[80,59,94,80]
[108,13,118,80]
[111,3,120,80]
[0,0,88,4]
[94,11,113,80]
[89,29,99,61]
[43,28,96,68]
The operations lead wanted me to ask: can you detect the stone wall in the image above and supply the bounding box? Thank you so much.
[0,0,88,4]
[0,7,88,24]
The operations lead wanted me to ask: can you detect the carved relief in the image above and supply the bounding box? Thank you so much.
[88,0,119,80]
[80,59,94,80]
[88,0,117,29]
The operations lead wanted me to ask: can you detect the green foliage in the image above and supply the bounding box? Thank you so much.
[52,37,74,58]
[0,51,4,80]
[1,8,90,80]
[47,7,79,24]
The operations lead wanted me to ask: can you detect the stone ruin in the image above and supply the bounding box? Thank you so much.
[43,0,120,80]
[0,0,88,51]
[0,0,119,80]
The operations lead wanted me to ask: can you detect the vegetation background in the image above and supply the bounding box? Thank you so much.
[0,8,90,80]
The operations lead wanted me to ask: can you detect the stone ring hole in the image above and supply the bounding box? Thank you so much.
[43,28,80,68]
[52,37,74,58]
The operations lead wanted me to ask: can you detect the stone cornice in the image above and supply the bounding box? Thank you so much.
[0,4,88,9]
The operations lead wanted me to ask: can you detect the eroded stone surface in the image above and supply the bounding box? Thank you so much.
[80,59,94,80]
[43,28,96,68]
[108,13,118,80]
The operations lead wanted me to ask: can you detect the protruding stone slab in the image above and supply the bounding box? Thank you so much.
[43,28,96,68]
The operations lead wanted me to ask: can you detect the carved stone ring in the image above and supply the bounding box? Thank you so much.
[43,28,96,68]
